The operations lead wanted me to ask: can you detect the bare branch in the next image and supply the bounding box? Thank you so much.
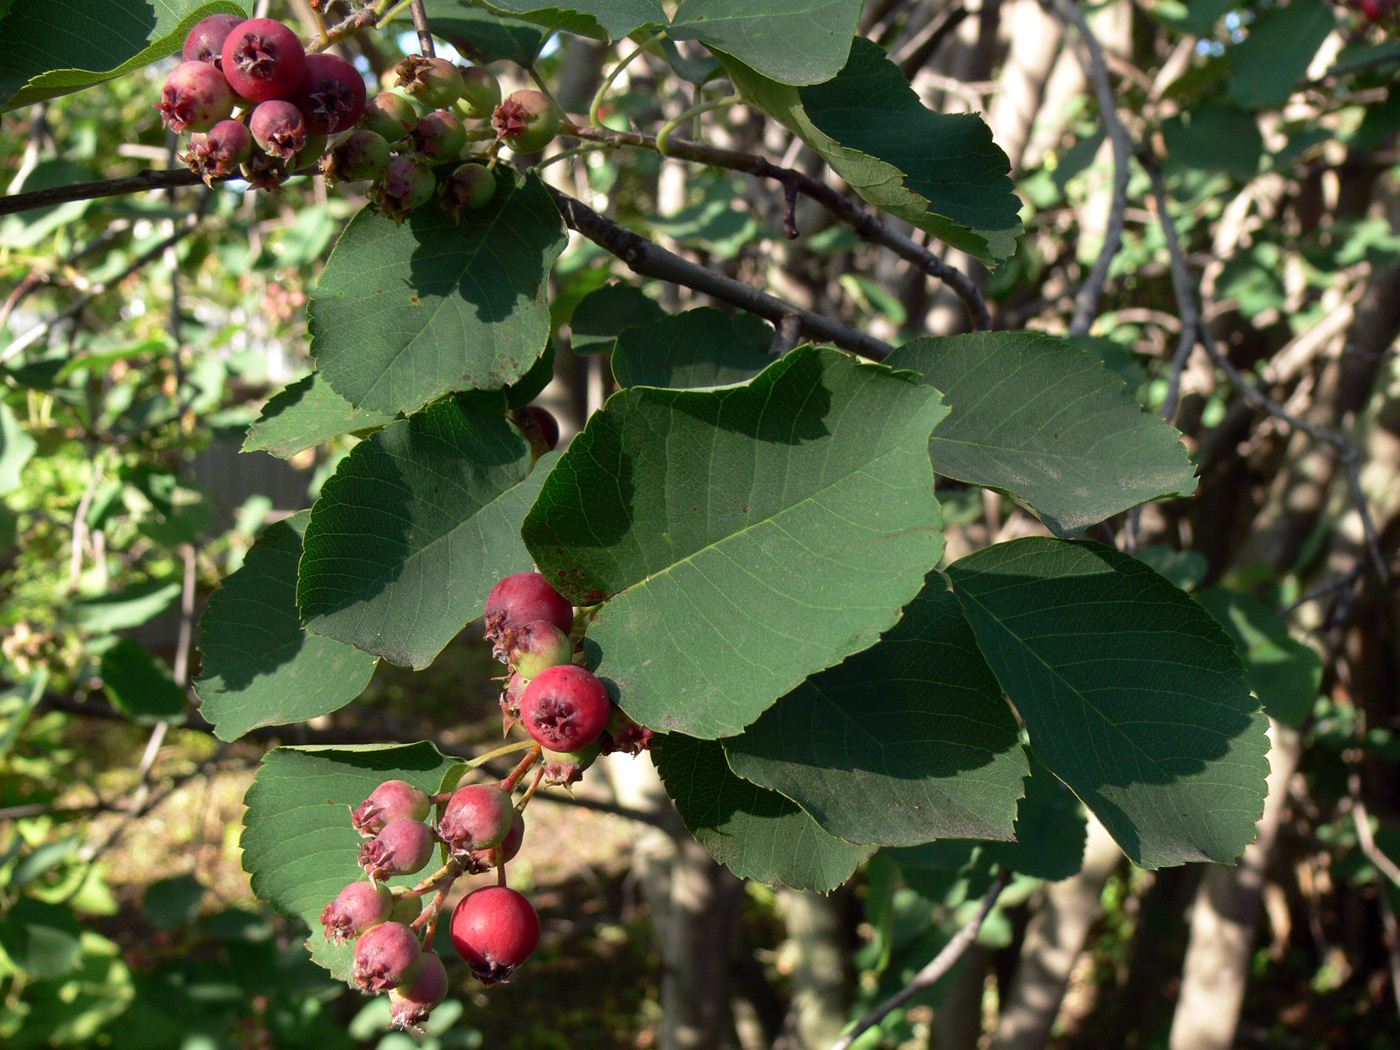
[410,0,436,57]
[828,868,1011,1050]
[0,167,207,219]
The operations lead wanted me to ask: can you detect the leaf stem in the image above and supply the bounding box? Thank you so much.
[656,93,741,155]
[589,31,661,128]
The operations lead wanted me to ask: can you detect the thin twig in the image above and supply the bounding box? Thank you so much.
[547,186,895,361]
[409,0,435,57]
[1349,775,1400,1008]
[828,868,1011,1050]
[0,167,206,219]
[1051,0,1132,336]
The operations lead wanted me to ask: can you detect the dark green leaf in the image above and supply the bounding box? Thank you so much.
[73,579,180,632]
[0,0,249,111]
[121,466,214,546]
[398,0,547,65]
[463,0,664,39]
[980,755,1087,880]
[240,744,459,980]
[611,308,776,389]
[654,734,871,891]
[946,538,1270,868]
[100,639,186,723]
[670,0,861,85]
[0,400,36,494]
[1194,588,1322,726]
[455,341,557,413]
[143,874,205,930]
[242,373,398,459]
[310,173,567,417]
[524,346,948,738]
[569,282,667,355]
[1228,0,1336,110]
[886,331,1199,536]
[724,573,1027,845]
[1133,544,1208,591]
[298,404,555,669]
[194,513,377,742]
[725,39,1021,265]
[1161,102,1263,181]
[0,898,82,978]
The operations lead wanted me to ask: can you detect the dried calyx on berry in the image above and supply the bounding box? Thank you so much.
[250,99,307,161]
[463,811,525,874]
[352,779,432,835]
[374,156,437,222]
[156,61,236,133]
[388,951,449,1031]
[323,129,391,185]
[221,18,306,103]
[183,120,253,184]
[321,879,394,943]
[440,163,496,220]
[358,817,436,880]
[491,90,560,153]
[353,921,422,992]
[539,742,599,787]
[394,55,464,109]
[293,52,367,134]
[519,664,612,753]
[437,783,515,855]
[483,572,574,646]
[409,108,467,159]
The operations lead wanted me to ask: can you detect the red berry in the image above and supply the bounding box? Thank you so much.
[320,879,393,943]
[221,18,306,103]
[491,89,560,153]
[353,921,422,992]
[249,99,307,161]
[501,619,573,680]
[437,784,514,855]
[352,779,431,836]
[449,886,540,984]
[155,61,235,133]
[519,664,611,753]
[293,52,367,134]
[183,13,243,68]
[483,572,573,643]
[359,817,437,880]
[388,951,449,1031]
[182,119,252,184]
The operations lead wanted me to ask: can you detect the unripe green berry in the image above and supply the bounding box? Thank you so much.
[374,156,436,223]
[456,65,501,119]
[440,162,497,220]
[362,91,418,142]
[410,109,467,159]
[323,129,392,184]
[491,89,560,154]
[394,55,464,109]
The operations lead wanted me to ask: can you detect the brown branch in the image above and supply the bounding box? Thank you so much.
[410,0,436,57]
[0,167,207,219]
[547,186,895,361]
[559,122,991,331]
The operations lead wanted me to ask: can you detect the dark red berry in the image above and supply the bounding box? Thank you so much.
[182,119,252,184]
[353,921,422,992]
[374,156,436,223]
[250,99,307,161]
[437,784,514,855]
[500,619,573,679]
[465,811,525,874]
[352,779,431,836]
[221,18,306,103]
[293,52,367,134]
[388,951,449,1031]
[491,89,560,153]
[509,404,559,460]
[320,879,393,943]
[519,664,611,753]
[359,817,437,880]
[449,886,540,984]
[155,61,236,133]
[483,572,573,643]
[183,13,243,68]
[394,55,464,109]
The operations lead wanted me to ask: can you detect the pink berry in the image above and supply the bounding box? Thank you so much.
[155,61,235,133]
[221,18,306,103]
[519,664,611,753]
[374,156,436,223]
[388,951,449,1031]
[320,879,393,943]
[249,99,307,161]
[359,817,437,880]
[183,13,243,67]
[353,921,422,992]
[293,52,367,134]
[182,119,252,184]
[500,619,573,679]
[352,779,431,836]
[449,886,540,984]
[465,811,525,874]
[437,784,514,855]
[483,572,573,643]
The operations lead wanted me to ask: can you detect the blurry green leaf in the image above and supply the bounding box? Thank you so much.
[611,308,775,389]
[1195,587,1322,726]
[0,159,97,247]
[570,282,667,355]
[73,580,181,632]
[1161,102,1263,181]
[100,639,187,723]
[0,898,83,978]
[1228,0,1336,110]
[142,875,205,930]
[9,837,79,890]
[0,400,36,494]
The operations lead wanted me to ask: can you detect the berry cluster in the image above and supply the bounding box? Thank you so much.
[319,571,650,1030]
[158,16,563,221]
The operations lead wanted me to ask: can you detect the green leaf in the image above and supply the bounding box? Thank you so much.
[1228,0,1336,110]
[194,513,378,742]
[1194,588,1322,726]
[240,744,459,980]
[670,0,861,85]
[464,0,664,39]
[455,341,557,413]
[242,373,398,459]
[0,159,97,248]
[100,639,187,723]
[0,898,82,978]
[980,755,1087,881]
[309,173,567,417]
[0,400,36,494]
[396,0,548,65]
[724,39,1021,266]
[946,538,1270,869]
[142,874,205,930]
[0,0,250,111]
[298,404,556,669]
[724,573,1027,846]
[121,465,214,546]
[1160,102,1263,181]
[611,308,775,389]
[72,579,181,632]
[886,332,1199,536]
[524,346,948,738]
[654,734,871,891]
[569,282,667,355]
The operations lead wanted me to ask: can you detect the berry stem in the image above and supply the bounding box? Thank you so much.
[499,744,543,793]
[515,765,547,814]
[656,93,742,156]
[463,738,537,772]
[401,858,462,899]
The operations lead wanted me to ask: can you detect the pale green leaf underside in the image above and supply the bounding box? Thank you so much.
[886,331,1199,536]
[724,573,1027,846]
[242,373,397,459]
[524,346,949,739]
[669,0,862,85]
[946,538,1270,869]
